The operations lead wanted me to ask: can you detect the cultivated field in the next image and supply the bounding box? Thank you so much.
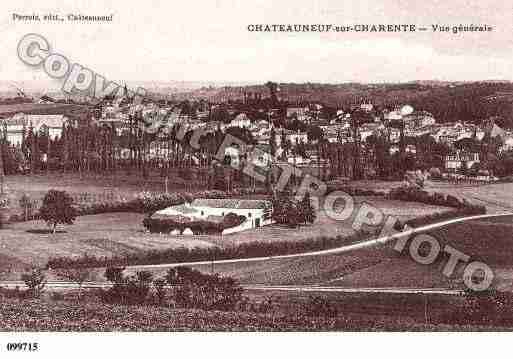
[164,215,513,290]
[1,296,498,331]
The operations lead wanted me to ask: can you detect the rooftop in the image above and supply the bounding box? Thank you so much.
[191,198,271,209]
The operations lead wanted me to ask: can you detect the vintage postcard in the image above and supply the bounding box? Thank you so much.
[0,0,512,357]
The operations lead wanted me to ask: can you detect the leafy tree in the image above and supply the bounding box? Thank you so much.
[21,267,46,298]
[271,193,304,228]
[56,267,93,300]
[39,190,77,233]
[307,125,324,142]
[19,193,33,221]
[299,192,316,224]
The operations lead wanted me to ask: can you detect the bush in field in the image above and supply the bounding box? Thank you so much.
[164,267,243,311]
[222,213,246,229]
[19,193,33,221]
[387,185,484,213]
[271,193,313,227]
[451,290,513,325]
[153,278,167,305]
[55,267,93,300]
[429,167,442,179]
[303,296,340,317]
[21,268,46,298]
[96,266,243,310]
[143,217,224,234]
[299,192,316,225]
[98,267,154,305]
[39,190,77,233]
[0,194,9,228]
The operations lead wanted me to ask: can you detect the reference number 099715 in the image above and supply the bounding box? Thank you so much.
[6,342,39,352]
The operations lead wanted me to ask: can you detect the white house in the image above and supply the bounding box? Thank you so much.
[155,198,272,234]
[445,151,480,172]
[1,113,68,145]
[286,106,309,121]
[230,113,251,128]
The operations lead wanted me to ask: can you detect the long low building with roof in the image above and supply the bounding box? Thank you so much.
[154,198,273,234]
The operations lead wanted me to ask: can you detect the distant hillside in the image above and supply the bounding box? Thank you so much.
[0,103,89,119]
[176,81,513,127]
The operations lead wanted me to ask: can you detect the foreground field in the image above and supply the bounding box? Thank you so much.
[0,297,506,331]
[419,215,513,291]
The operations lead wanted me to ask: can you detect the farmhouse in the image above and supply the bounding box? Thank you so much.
[155,198,272,234]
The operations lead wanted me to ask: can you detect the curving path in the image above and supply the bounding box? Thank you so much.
[125,212,513,271]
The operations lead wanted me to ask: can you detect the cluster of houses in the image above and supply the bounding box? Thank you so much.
[0,113,68,146]
[2,93,513,176]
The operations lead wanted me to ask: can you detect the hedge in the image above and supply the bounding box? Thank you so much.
[387,185,482,210]
[46,231,372,269]
[387,185,487,229]
[142,213,246,235]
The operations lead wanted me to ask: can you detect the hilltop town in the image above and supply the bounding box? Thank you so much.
[1,81,513,185]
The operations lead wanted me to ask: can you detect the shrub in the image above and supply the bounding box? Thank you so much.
[0,194,9,228]
[164,267,243,311]
[429,167,442,179]
[50,291,65,301]
[222,213,246,229]
[303,296,340,317]
[450,290,513,325]
[19,193,33,221]
[39,190,77,233]
[387,185,484,212]
[55,267,94,300]
[98,268,154,305]
[153,278,167,305]
[398,204,486,229]
[143,213,245,235]
[143,217,224,234]
[20,268,46,298]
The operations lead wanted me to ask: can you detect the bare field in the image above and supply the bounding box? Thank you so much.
[349,179,513,214]
[0,213,214,279]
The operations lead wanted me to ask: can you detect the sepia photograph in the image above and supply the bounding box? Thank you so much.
[1,0,513,357]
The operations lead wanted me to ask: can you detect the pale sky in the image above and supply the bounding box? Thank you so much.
[1,0,513,87]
